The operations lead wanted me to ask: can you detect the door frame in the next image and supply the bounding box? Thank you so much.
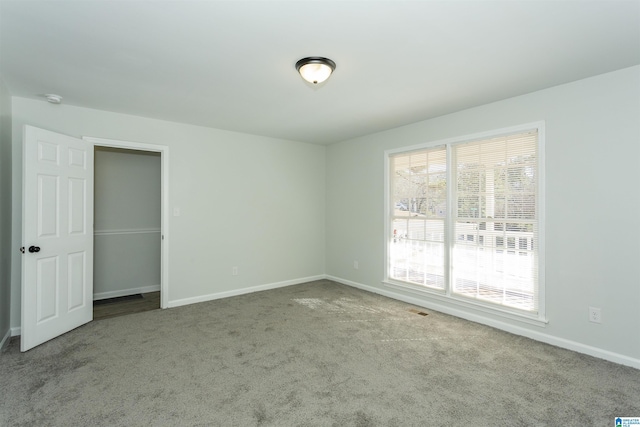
[83,136,169,309]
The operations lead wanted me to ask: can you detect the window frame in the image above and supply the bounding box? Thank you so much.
[383,122,546,326]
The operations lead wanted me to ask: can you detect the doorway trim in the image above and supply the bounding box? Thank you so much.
[83,136,169,309]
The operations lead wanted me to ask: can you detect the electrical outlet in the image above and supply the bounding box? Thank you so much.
[232,266,238,276]
[353,260,359,270]
[588,307,602,323]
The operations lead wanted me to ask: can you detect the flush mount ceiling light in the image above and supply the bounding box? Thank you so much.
[295,57,336,85]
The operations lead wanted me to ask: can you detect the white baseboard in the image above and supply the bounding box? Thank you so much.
[167,275,326,309]
[0,328,11,350]
[11,327,21,337]
[327,275,640,370]
[93,285,161,301]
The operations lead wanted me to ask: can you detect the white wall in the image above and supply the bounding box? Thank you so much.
[0,77,12,348]
[10,98,326,327]
[93,147,161,298]
[326,66,640,367]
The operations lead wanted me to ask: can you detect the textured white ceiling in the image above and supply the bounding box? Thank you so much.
[1,0,639,144]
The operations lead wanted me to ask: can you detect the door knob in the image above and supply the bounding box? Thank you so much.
[28,246,40,253]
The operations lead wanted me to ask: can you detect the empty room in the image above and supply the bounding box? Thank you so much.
[1,1,639,425]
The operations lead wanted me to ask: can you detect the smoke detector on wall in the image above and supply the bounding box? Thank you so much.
[44,94,63,104]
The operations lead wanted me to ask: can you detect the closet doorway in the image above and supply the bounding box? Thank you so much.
[88,139,168,320]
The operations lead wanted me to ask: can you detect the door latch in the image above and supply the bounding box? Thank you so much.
[20,246,25,254]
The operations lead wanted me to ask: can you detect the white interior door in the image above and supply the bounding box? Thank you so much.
[21,125,94,351]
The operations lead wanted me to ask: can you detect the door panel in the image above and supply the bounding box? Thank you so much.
[38,140,59,164]
[22,125,94,351]
[68,251,86,311]
[38,174,59,238]
[36,256,58,322]
[68,178,86,234]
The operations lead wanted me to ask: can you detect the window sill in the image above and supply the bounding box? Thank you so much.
[382,279,548,328]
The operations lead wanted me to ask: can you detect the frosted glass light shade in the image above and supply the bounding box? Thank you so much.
[298,63,332,84]
[295,57,336,85]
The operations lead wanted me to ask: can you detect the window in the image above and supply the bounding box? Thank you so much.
[386,124,543,319]
[390,147,447,289]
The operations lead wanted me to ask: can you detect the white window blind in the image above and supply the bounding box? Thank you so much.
[452,131,538,311]
[389,147,447,289]
[387,127,541,316]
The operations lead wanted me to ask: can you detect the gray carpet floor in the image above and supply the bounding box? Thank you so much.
[1,280,639,426]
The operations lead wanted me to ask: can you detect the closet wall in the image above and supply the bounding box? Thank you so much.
[94,147,161,299]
